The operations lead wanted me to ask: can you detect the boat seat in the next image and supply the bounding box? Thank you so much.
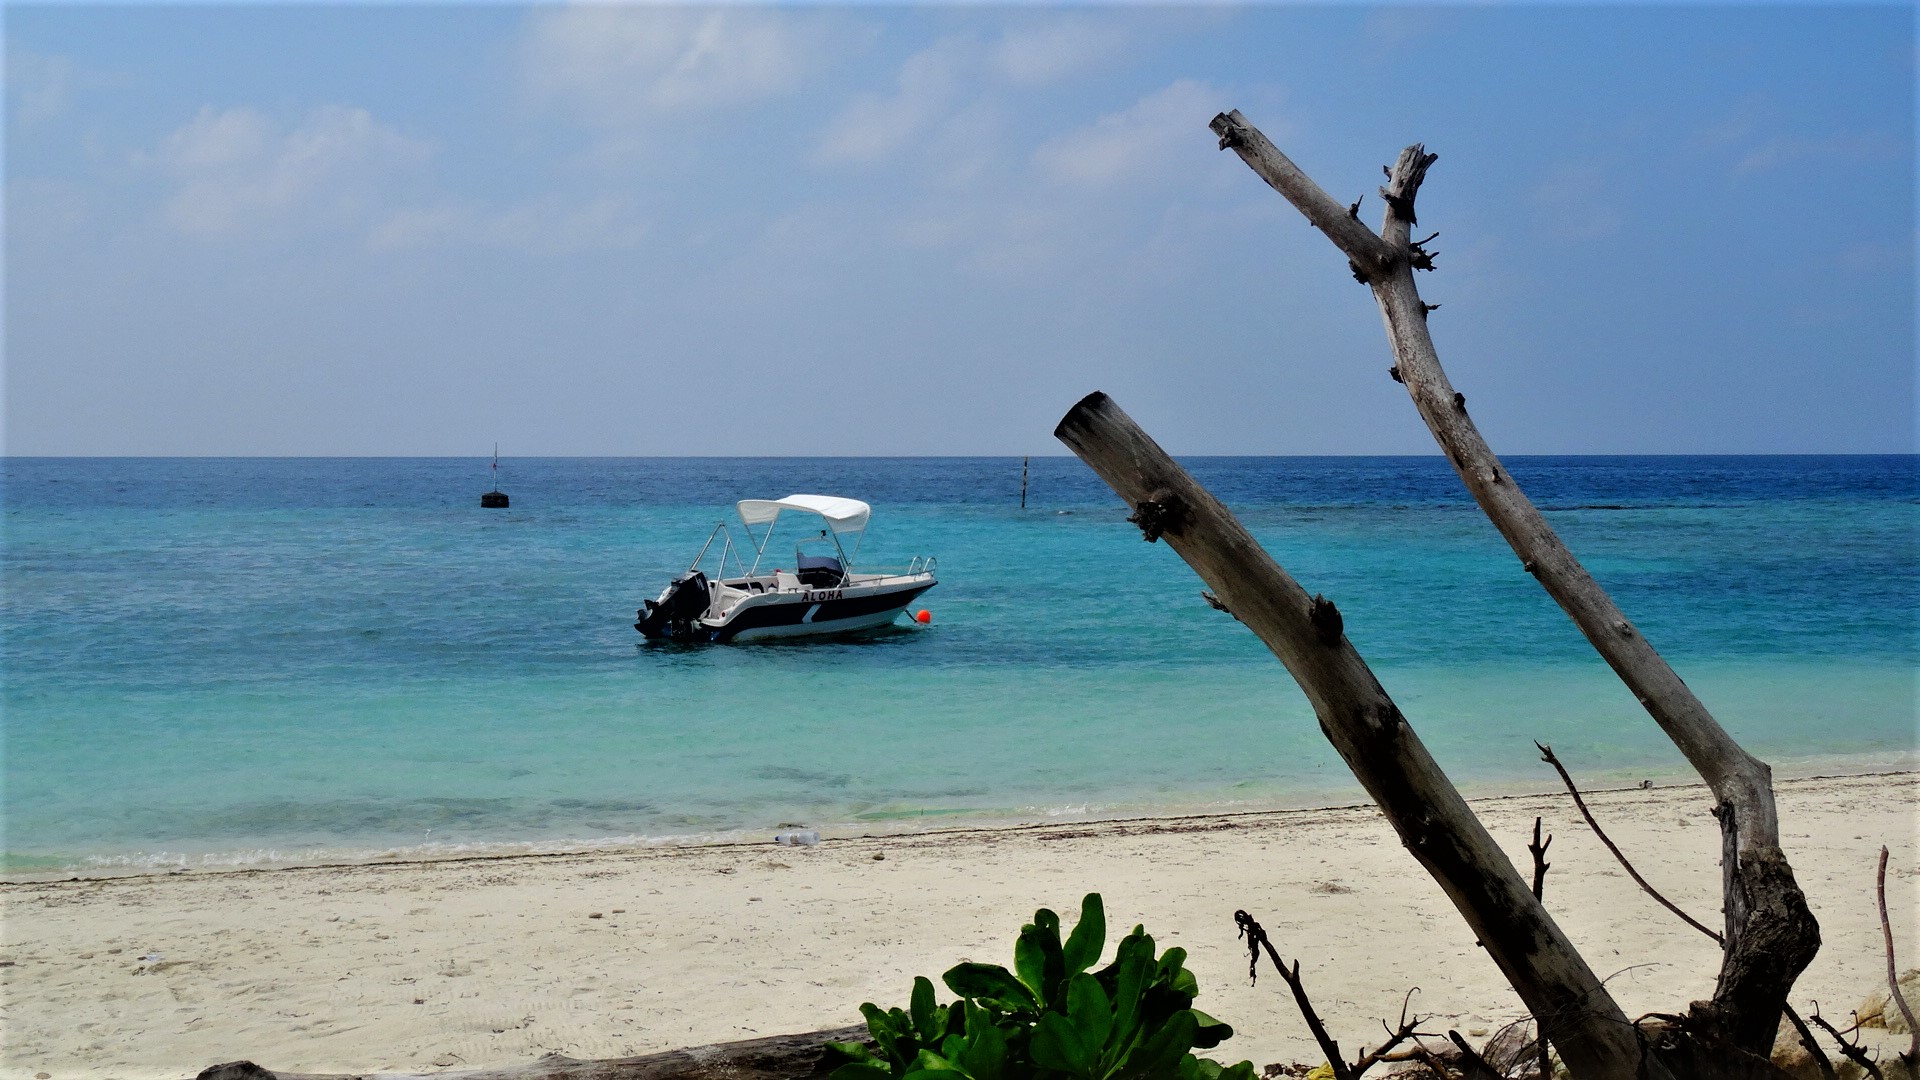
[774,571,800,591]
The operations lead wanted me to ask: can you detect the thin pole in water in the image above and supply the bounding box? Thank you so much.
[481,444,510,508]
[1020,456,1029,509]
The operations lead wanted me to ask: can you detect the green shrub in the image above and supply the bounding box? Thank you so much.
[829,894,1256,1080]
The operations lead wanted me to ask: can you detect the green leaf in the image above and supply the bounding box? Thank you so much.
[1031,1012,1096,1078]
[1102,930,1156,1058]
[902,1049,970,1080]
[862,1003,905,1066]
[1168,969,1198,999]
[1061,894,1106,978]
[944,963,1039,1012]
[1154,947,1187,980]
[1015,908,1065,1006]
[826,1041,879,1065]
[1153,947,1199,1002]
[1066,974,1114,1063]
[888,1007,920,1047]
[1014,926,1047,1002]
[912,1049,965,1074]
[1122,1009,1198,1080]
[1186,1011,1232,1051]
[831,1063,896,1080]
[958,1001,1009,1080]
[911,977,940,1044]
[1216,1060,1256,1080]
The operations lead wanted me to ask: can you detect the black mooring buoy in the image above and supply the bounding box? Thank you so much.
[481,443,509,508]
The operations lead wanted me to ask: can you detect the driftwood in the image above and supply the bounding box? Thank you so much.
[194,1025,866,1080]
[1207,108,1820,1057]
[1879,846,1920,1062]
[1054,392,1659,1078]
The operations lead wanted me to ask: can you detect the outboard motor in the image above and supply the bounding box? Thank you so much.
[636,571,711,641]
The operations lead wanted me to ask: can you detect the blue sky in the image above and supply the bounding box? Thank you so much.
[5,4,1913,455]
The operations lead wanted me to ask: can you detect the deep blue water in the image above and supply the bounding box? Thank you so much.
[3,456,1915,872]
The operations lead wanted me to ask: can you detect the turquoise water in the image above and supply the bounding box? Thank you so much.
[3,456,1914,872]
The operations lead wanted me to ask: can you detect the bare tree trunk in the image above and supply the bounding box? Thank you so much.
[1207,109,1819,1054]
[1055,392,1664,1080]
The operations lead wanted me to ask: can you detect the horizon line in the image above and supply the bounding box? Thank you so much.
[5,452,1917,461]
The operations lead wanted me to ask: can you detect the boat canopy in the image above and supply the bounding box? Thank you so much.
[736,495,871,535]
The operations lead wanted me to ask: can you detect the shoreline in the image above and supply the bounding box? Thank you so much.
[4,771,1915,1078]
[10,759,1915,883]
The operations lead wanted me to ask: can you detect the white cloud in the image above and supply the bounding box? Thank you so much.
[7,48,75,126]
[1734,133,1899,175]
[145,105,432,236]
[990,18,1129,86]
[1360,8,1454,63]
[1695,95,1767,153]
[370,196,648,254]
[522,6,830,127]
[813,37,971,166]
[1032,80,1223,188]
[1697,99,1902,176]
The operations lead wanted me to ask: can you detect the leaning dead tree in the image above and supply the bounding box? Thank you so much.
[1203,109,1818,1059]
[1055,116,1826,1078]
[1057,393,1668,1078]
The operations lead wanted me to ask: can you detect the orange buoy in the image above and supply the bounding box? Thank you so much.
[915,609,932,624]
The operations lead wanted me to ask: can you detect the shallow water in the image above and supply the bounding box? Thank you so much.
[3,455,1914,871]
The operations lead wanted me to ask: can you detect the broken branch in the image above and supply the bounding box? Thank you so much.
[1537,743,1723,943]
[1445,1031,1502,1079]
[1781,1002,1841,1080]
[1236,910,1355,1080]
[1879,845,1920,1060]
[1208,110,1395,276]
[1528,816,1552,902]
[1349,989,1432,1077]
[1805,1007,1885,1080]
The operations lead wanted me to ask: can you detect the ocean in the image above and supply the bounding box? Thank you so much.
[3,455,1914,874]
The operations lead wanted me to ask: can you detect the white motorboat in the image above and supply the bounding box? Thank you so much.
[635,494,937,643]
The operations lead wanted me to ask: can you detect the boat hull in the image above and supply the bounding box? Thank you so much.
[707,580,934,642]
[637,575,935,644]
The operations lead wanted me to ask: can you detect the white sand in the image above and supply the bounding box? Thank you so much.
[3,772,1914,1079]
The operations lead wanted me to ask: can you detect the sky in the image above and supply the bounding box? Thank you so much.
[4,3,1914,456]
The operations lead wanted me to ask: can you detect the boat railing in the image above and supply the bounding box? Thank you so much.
[851,555,937,582]
[693,520,933,586]
[688,522,752,581]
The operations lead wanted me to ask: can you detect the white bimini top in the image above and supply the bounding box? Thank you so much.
[735,494,872,535]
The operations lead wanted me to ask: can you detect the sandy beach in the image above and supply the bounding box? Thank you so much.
[3,771,1914,1079]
